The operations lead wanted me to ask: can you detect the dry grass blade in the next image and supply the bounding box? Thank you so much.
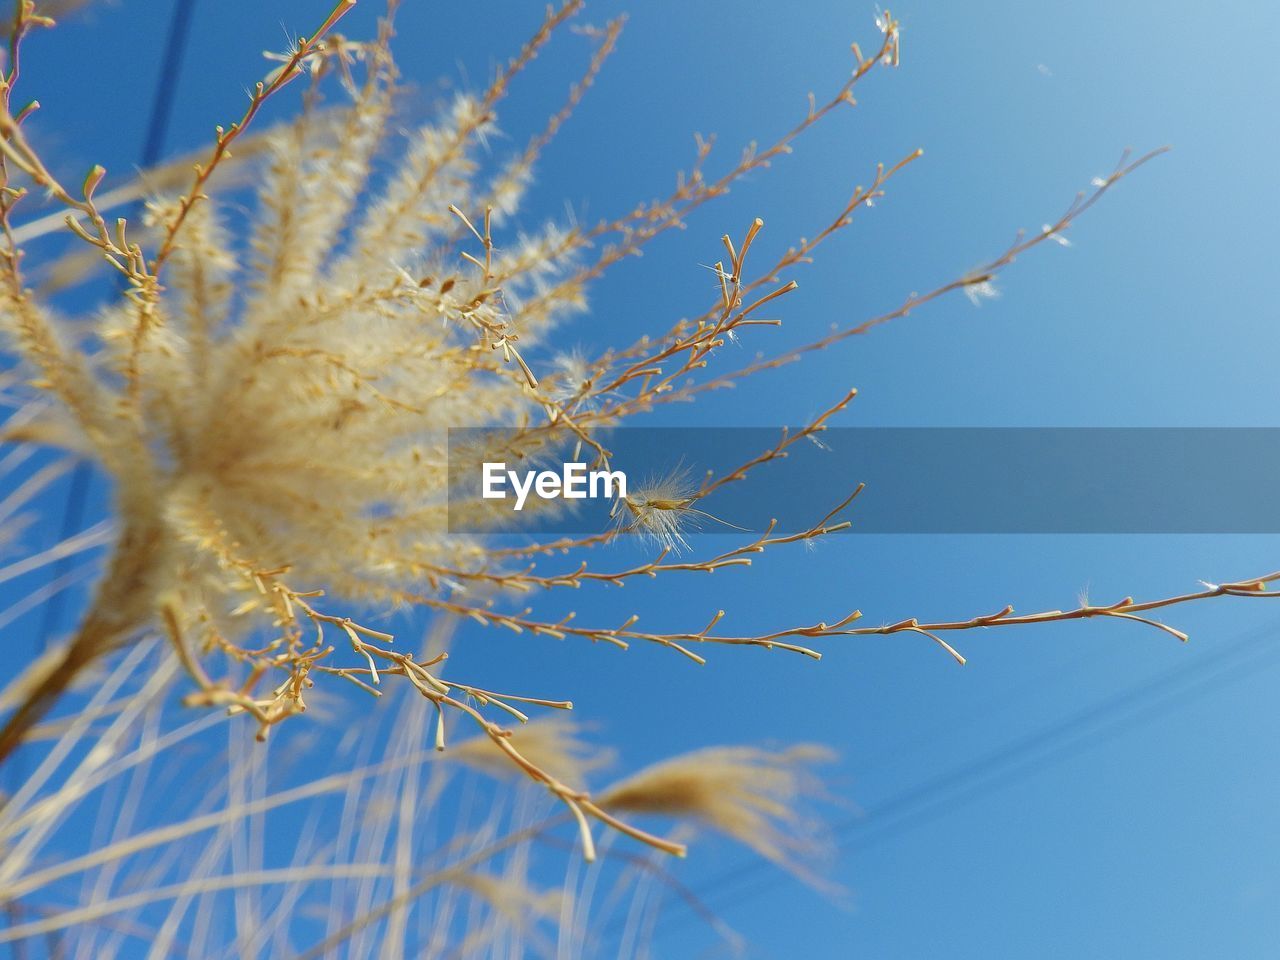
[0,0,1252,881]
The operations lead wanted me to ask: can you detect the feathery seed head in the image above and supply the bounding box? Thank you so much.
[600,745,835,869]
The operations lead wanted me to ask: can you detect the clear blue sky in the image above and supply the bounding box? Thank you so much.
[6,1,1280,956]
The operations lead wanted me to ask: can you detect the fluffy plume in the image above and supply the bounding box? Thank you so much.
[0,0,1234,867]
[600,745,835,869]
[452,716,616,788]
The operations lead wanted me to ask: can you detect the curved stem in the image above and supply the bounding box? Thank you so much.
[0,521,160,769]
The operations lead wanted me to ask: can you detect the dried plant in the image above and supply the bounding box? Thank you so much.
[600,745,835,871]
[0,0,1275,900]
[0,638,824,956]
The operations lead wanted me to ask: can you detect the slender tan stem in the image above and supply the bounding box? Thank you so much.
[0,521,159,768]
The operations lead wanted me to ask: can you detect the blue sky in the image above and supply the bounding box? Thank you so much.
[6,0,1280,956]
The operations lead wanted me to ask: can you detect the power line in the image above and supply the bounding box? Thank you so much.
[842,639,1274,855]
[651,620,1280,942]
[34,0,197,652]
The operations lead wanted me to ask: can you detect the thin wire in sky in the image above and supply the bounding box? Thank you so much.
[34,0,199,653]
[646,619,1280,945]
